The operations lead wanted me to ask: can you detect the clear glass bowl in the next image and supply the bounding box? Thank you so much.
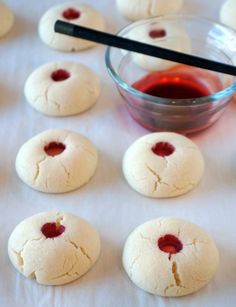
[105,15,236,134]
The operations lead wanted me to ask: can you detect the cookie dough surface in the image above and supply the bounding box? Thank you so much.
[116,0,183,21]
[122,132,204,198]
[0,1,14,38]
[126,22,191,71]
[39,2,105,51]
[24,61,100,116]
[8,211,101,286]
[123,217,219,296]
[15,129,98,193]
[220,0,236,30]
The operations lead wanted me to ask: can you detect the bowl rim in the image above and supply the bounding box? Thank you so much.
[105,14,236,107]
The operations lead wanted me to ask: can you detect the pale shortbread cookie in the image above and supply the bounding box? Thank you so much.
[24,61,100,116]
[116,0,183,21]
[123,132,204,198]
[126,22,191,71]
[15,129,98,193]
[0,1,14,38]
[220,0,236,30]
[8,211,101,286]
[123,217,219,296]
[39,2,105,51]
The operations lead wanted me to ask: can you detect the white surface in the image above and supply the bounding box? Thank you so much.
[0,0,236,306]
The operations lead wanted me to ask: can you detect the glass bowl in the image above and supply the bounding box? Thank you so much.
[105,15,236,134]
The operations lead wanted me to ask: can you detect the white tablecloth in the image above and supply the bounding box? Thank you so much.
[1,0,236,306]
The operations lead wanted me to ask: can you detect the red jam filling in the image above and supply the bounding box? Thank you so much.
[158,234,183,255]
[132,68,213,99]
[51,69,70,82]
[63,8,81,20]
[152,142,175,157]
[44,142,66,157]
[149,29,166,39]
[41,222,65,238]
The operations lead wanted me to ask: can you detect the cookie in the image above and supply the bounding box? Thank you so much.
[122,132,204,198]
[0,1,14,38]
[126,22,191,71]
[8,211,101,286]
[24,61,100,116]
[220,0,236,30]
[39,2,105,51]
[116,0,183,21]
[15,129,98,193]
[123,217,219,296]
